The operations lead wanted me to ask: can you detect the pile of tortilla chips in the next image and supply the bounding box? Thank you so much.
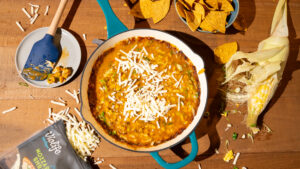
[130,0,171,24]
[175,0,234,33]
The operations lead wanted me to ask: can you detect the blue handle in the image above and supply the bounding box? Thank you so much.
[96,0,128,38]
[150,131,198,169]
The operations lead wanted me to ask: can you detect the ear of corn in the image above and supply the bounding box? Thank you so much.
[247,75,279,133]
[223,0,289,133]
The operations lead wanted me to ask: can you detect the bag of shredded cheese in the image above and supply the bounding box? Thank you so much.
[0,120,92,169]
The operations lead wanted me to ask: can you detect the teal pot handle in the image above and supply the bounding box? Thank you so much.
[96,0,128,38]
[150,131,198,169]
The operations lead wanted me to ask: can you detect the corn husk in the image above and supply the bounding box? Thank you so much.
[223,0,289,133]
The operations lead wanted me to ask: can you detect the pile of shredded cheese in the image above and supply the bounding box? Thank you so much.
[115,45,178,123]
[47,106,100,161]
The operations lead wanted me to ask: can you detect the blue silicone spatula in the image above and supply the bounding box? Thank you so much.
[22,0,68,81]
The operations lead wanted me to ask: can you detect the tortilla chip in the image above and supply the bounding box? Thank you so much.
[214,41,238,64]
[199,19,215,32]
[140,0,171,23]
[185,10,200,32]
[130,2,145,19]
[185,0,195,7]
[193,3,205,21]
[200,11,227,33]
[205,0,218,9]
[176,1,187,19]
[233,14,248,31]
[219,0,234,12]
[178,0,191,10]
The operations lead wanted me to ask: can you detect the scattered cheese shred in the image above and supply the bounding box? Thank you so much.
[30,13,39,24]
[16,21,25,32]
[215,148,220,154]
[198,163,202,169]
[44,5,49,16]
[30,6,34,15]
[22,8,32,19]
[65,89,75,97]
[50,100,66,107]
[29,3,39,8]
[34,6,39,14]
[58,97,66,103]
[48,108,52,118]
[73,90,80,104]
[74,107,82,118]
[2,107,17,114]
[232,152,240,165]
[225,123,232,131]
[94,159,104,165]
[65,89,80,104]
[109,164,117,169]
[83,33,87,41]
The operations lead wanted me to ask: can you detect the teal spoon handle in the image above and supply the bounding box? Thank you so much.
[96,0,128,38]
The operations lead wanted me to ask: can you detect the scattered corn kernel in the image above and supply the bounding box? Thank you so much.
[221,111,228,117]
[198,68,205,74]
[223,150,234,162]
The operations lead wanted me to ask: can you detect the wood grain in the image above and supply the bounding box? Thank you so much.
[0,0,300,168]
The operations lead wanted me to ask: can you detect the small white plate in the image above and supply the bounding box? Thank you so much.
[15,27,81,88]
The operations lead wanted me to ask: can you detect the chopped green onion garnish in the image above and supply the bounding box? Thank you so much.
[232,132,238,140]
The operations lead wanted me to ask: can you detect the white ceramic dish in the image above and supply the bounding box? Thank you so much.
[80,29,208,152]
[15,27,81,88]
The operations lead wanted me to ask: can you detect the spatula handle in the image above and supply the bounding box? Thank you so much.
[47,0,68,35]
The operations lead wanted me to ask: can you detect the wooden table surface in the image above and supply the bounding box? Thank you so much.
[1,0,300,168]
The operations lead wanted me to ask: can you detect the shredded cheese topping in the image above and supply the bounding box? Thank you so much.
[115,46,177,122]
